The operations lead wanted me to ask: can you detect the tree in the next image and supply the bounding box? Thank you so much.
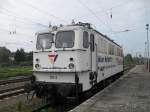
[14,48,26,63]
[26,51,33,61]
[124,54,134,65]
[0,47,11,63]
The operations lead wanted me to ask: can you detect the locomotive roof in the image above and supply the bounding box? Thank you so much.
[37,23,122,49]
[93,30,122,48]
[69,23,122,48]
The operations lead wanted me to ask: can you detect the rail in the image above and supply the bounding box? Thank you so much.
[0,76,31,100]
[0,75,31,85]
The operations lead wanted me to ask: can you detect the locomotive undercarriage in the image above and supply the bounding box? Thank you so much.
[24,71,123,104]
[24,75,83,104]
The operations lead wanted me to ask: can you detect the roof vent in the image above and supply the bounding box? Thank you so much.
[72,19,75,25]
[78,22,91,28]
[52,26,58,31]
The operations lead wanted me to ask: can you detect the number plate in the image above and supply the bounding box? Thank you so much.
[49,75,57,79]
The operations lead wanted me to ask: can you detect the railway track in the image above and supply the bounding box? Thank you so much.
[124,64,135,73]
[0,75,31,100]
[0,75,31,85]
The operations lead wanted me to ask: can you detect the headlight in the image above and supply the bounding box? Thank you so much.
[35,64,40,69]
[69,63,74,69]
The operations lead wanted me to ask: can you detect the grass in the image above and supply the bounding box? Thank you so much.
[0,66,32,79]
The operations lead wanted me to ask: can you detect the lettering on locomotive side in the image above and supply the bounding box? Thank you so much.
[49,75,57,79]
[98,56,113,63]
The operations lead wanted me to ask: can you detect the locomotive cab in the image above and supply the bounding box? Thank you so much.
[34,28,92,73]
[31,25,96,101]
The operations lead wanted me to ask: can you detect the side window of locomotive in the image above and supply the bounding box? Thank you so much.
[90,34,95,52]
[55,31,75,48]
[83,31,89,48]
[36,33,53,50]
[108,43,114,55]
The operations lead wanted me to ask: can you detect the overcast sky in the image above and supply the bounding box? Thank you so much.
[0,0,149,56]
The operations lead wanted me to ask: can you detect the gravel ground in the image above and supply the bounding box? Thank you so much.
[0,93,47,112]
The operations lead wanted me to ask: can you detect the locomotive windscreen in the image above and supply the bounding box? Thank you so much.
[55,31,74,48]
[36,33,53,50]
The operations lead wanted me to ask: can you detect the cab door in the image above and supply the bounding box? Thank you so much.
[90,34,97,72]
[82,31,91,71]
[90,33,98,85]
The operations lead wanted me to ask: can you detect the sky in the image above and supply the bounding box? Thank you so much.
[0,0,149,56]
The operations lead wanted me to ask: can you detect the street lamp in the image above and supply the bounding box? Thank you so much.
[146,24,149,72]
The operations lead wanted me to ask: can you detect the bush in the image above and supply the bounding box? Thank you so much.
[0,63,11,67]
[14,49,26,63]
[19,61,33,66]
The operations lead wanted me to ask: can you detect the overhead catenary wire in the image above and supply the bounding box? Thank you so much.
[0,0,144,34]
[0,17,36,35]
[4,42,33,47]
[0,6,49,28]
[17,0,68,24]
[74,0,145,34]
[0,8,49,35]
[0,1,148,31]
[0,26,34,37]
[76,0,116,35]
[74,0,135,20]
[2,1,49,26]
